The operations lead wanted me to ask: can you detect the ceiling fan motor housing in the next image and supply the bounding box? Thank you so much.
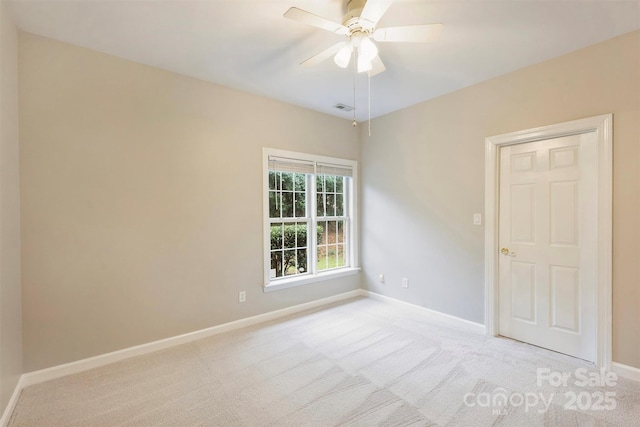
[343,0,367,30]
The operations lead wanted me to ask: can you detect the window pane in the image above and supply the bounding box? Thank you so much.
[336,193,344,216]
[314,223,322,245]
[283,250,296,276]
[282,192,294,217]
[283,223,296,249]
[337,244,346,267]
[297,248,308,273]
[270,251,283,278]
[269,191,280,218]
[316,193,325,217]
[295,173,306,191]
[270,224,283,249]
[294,192,306,217]
[327,245,338,269]
[269,171,276,190]
[318,221,327,245]
[281,172,293,191]
[325,175,336,192]
[317,245,327,271]
[295,222,308,249]
[326,193,336,217]
[337,221,344,244]
[271,222,311,278]
[336,176,344,193]
[316,175,324,193]
[325,221,336,245]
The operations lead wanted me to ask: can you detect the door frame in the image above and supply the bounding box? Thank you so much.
[484,114,612,369]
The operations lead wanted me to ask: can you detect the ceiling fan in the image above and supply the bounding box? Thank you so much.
[284,0,442,76]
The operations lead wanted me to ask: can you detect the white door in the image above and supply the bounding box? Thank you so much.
[498,132,597,362]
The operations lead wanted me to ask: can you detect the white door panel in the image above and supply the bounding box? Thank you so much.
[499,133,597,362]
[510,261,536,322]
[550,265,580,332]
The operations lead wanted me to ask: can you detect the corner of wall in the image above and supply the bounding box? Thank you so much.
[0,0,24,419]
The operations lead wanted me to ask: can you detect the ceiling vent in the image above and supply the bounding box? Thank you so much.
[334,103,354,112]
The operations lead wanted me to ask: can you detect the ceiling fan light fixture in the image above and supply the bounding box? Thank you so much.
[357,54,373,73]
[334,44,353,68]
[358,36,378,61]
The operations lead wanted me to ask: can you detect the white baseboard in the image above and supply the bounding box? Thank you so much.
[362,290,486,335]
[19,289,364,389]
[0,375,25,427]
[612,361,640,382]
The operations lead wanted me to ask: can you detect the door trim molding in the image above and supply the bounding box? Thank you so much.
[484,114,612,369]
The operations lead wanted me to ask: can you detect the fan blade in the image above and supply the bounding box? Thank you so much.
[360,0,393,27]
[369,55,386,76]
[300,42,349,67]
[284,7,348,35]
[373,23,443,43]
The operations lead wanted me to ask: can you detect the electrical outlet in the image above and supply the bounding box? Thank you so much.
[379,273,385,283]
[239,291,246,303]
[402,278,409,288]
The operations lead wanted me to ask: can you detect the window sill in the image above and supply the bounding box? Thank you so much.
[263,267,361,292]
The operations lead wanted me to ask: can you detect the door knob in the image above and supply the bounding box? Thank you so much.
[501,247,516,256]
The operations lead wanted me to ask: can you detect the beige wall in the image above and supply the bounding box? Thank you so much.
[0,0,22,413]
[361,31,640,368]
[19,33,360,371]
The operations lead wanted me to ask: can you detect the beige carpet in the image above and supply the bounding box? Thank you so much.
[9,297,640,426]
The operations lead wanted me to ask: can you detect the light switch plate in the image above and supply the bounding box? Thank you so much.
[473,213,482,226]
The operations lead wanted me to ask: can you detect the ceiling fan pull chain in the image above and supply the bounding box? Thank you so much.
[368,71,371,137]
[352,54,357,127]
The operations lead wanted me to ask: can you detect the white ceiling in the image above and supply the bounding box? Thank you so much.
[8,0,640,122]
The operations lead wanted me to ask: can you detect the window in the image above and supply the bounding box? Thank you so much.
[263,148,358,290]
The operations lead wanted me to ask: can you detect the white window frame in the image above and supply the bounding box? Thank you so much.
[263,148,359,292]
